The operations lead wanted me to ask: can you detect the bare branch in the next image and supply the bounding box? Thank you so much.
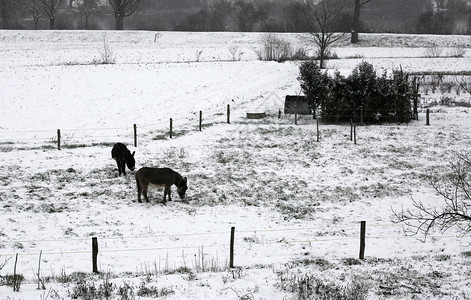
[0,256,11,271]
[107,0,116,11]
[108,0,141,29]
[456,77,471,95]
[392,152,471,239]
[21,0,44,29]
[303,0,347,68]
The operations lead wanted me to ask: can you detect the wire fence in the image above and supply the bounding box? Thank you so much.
[0,106,219,148]
[0,222,399,259]
[0,222,468,276]
[0,102,430,151]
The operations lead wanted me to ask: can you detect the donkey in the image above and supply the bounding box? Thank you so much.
[135,167,188,204]
[111,143,135,176]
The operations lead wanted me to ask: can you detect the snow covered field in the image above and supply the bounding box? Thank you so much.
[0,30,471,299]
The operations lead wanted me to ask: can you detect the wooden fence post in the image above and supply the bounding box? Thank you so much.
[316,119,319,142]
[230,227,235,268]
[13,253,19,292]
[37,250,42,290]
[359,221,366,259]
[426,109,430,126]
[57,129,61,150]
[92,237,99,273]
[227,104,231,124]
[295,112,298,125]
[133,124,137,147]
[169,118,173,139]
[278,109,281,119]
[354,125,357,145]
[350,120,353,141]
[199,111,202,131]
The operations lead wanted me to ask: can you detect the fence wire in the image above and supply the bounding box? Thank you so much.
[0,103,425,146]
[0,223,467,258]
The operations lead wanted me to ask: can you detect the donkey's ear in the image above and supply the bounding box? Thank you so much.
[132,151,135,157]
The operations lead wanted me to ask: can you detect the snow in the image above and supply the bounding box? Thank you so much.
[0,30,471,299]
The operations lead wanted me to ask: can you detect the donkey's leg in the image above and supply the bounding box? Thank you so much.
[163,187,169,205]
[143,186,150,203]
[120,160,126,176]
[116,160,122,176]
[136,179,142,203]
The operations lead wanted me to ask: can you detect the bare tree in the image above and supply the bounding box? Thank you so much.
[22,0,43,29]
[392,152,471,239]
[351,0,373,43]
[42,0,63,29]
[303,0,347,69]
[73,0,98,29]
[231,0,265,32]
[108,0,140,30]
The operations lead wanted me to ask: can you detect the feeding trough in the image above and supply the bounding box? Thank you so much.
[246,112,266,119]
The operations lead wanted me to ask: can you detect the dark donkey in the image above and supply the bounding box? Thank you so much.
[135,167,188,204]
[111,143,135,176]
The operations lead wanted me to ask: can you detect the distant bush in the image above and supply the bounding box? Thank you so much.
[256,33,293,62]
[229,45,244,61]
[70,279,115,300]
[315,48,339,60]
[0,274,24,292]
[137,281,175,297]
[423,45,443,58]
[298,61,413,124]
[279,272,369,300]
[292,47,311,61]
[426,96,471,108]
[445,47,466,58]
[93,37,116,65]
[256,34,314,62]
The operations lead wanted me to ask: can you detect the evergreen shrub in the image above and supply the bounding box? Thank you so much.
[298,61,413,124]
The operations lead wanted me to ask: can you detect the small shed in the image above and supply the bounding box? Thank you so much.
[284,95,311,115]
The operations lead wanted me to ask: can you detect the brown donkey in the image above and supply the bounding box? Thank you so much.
[135,167,188,204]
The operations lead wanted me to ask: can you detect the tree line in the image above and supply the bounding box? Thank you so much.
[0,0,470,35]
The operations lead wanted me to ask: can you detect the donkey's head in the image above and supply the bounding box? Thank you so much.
[126,151,136,171]
[177,177,188,199]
